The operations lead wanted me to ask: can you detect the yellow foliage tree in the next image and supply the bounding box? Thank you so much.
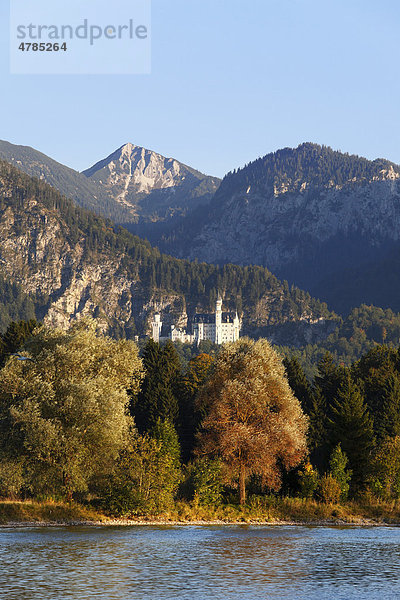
[196,338,308,504]
[0,319,143,499]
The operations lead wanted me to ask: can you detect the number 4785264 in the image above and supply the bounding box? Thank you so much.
[18,42,67,51]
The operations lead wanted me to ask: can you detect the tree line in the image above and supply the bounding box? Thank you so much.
[0,318,399,515]
[218,143,399,198]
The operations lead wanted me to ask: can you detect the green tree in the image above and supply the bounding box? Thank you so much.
[379,376,400,440]
[353,345,400,440]
[328,443,351,501]
[184,458,223,505]
[133,339,181,432]
[328,375,374,490]
[0,319,39,367]
[298,462,319,499]
[105,425,181,516]
[371,436,400,500]
[150,418,181,470]
[314,352,347,418]
[0,319,143,499]
[196,338,308,505]
[178,353,214,461]
[284,356,325,459]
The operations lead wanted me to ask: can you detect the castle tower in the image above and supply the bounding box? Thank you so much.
[151,313,162,343]
[233,311,241,342]
[215,298,222,344]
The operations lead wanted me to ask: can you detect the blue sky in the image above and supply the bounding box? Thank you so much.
[1,0,399,177]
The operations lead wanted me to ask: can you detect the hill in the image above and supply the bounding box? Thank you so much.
[0,159,336,344]
[157,143,400,313]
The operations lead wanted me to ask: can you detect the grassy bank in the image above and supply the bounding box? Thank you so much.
[0,500,107,525]
[1,497,400,526]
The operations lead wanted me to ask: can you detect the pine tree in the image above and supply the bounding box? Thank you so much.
[284,356,314,414]
[314,352,347,419]
[133,339,181,433]
[0,319,39,367]
[284,356,325,462]
[328,443,352,501]
[132,339,162,433]
[329,374,374,490]
[178,353,214,462]
[379,375,400,440]
[353,345,400,440]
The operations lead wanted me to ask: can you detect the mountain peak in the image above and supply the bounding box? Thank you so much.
[82,143,220,222]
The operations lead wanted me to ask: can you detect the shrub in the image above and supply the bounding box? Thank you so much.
[182,458,223,506]
[318,475,341,504]
[298,463,319,499]
[329,444,352,501]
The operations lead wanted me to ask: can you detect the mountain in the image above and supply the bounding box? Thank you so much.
[82,142,220,224]
[0,139,133,222]
[0,159,337,346]
[157,143,400,313]
[0,140,220,229]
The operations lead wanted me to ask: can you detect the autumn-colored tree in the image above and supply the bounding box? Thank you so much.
[196,338,308,504]
[0,319,143,499]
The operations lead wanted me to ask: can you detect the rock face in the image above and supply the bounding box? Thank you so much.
[159,143,400,312]
[0,139,220,227]
[0,161,338,346]
[83,142,220,222]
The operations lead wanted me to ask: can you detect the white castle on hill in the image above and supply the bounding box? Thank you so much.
[151,299,241,345]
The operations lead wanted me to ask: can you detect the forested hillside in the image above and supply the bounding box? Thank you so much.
[157,143,400,314]
[0,160,335,343]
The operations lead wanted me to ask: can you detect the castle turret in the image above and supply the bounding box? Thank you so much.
[233,311,241,341]
[215,298,222,344]
[151,313,162,343]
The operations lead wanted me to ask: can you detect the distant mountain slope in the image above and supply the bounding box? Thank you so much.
[83,142,220,223]
[158,143,400,313]
[0,159,337,345]
[0,140,220,228]
[0,139,133,222]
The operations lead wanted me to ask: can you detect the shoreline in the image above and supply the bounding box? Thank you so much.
[1,498,400,528]
[1,517,398,528]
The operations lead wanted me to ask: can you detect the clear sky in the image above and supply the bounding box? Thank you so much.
[1,0,399,177]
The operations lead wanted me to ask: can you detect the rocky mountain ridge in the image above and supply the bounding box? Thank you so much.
[0,160,336,346]
[0,139,220,227]
[158,143,400,312]
[83,142,220,222]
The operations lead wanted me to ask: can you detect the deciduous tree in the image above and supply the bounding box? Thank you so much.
[196,338,308,504]
[0,319,143,499]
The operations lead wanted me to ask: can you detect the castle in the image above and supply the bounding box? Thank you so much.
[151,299,241,345]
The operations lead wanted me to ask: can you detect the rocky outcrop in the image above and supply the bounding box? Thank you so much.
[83,142,220,222]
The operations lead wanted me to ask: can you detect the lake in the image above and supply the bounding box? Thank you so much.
[1,525,399,599]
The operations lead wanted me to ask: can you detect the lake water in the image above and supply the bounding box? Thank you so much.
[1,525,400,599]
